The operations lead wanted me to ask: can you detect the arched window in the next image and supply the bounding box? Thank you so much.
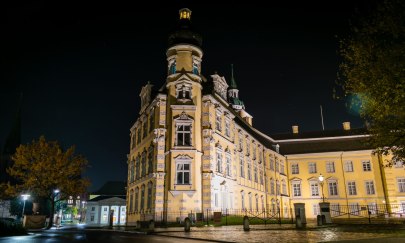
[140,185,145,211]
[192,62,199,75]
[134,187,139,212]
[239,155,244,178]
[169,61,176,74]
[135,155,140,180]
[129,159,135,183]
[129,189,134,212]
[216,149,223,173]
[241,191,245,209]
[270,178,275,195]
[147,182,153,210]
[141,151,147,177]
[147,146,154,174]
[149,109,155,133]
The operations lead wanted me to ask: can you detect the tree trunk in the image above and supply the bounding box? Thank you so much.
[46,197,54,229]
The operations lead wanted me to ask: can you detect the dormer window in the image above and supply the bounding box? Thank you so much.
[176,83,192,102]
[169,61,176,75]
[193,63,199,75]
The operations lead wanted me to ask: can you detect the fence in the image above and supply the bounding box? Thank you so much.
[134,208,291,226]
[330,203,405,223]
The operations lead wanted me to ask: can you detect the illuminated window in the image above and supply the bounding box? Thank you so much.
[276,180,280,195]
[348,181,357,195]
[349,203,360,215]
[362,160,372,171]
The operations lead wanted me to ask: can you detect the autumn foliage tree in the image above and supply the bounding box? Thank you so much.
[339,0,405,165]
[5,136,90,228]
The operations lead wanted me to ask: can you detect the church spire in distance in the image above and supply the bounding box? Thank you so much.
[228,64,244,111]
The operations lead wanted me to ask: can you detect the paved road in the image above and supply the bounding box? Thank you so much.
[0,228,218,243]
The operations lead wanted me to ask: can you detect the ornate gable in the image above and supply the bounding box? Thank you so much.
[139,82,153,114]
[211,74,228,100]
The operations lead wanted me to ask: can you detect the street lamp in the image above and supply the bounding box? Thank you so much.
[53,189,60,227]
[21,194,30,217]
[318,174,325,202]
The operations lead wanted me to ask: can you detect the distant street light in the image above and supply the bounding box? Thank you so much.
[21,194,30,217]
[318,174,325,202]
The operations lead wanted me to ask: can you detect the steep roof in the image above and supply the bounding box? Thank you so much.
[92,181,126,196]
[272,128,372,155]
[88,195,126,202]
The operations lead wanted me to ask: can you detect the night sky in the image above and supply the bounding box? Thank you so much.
[1,1,370,191]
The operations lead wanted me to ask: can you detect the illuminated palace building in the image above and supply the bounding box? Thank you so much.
[126,8,405,224]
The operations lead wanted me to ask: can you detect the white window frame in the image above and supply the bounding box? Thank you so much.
[225,119,231,137]
[365,180,375,195]
[398,178,405,193]
[309,162,317,174]
[328,180,338,196]
[347,181,357,195]
[309,181,319,197]
[344,160,354,172]
[362,160,372,171]
[326,161,335,173]
[291,163,299,174]
[226,154,232,177]
[216,112,222,131]
[175,156,192,185]
[216,149,223,173]
[292,180,302,197]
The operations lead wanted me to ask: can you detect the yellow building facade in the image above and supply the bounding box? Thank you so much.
[126,8,404,225]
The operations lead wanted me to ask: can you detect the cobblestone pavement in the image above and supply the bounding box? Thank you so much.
[152,224,405,243]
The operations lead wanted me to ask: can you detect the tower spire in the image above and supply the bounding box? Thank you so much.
[230,64,237,89]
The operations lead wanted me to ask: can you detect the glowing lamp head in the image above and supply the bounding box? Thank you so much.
[54,189,60,194]
[179,8,191,20]
[22,194,30,201]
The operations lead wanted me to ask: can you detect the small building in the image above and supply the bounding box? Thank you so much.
[85,181,126,225]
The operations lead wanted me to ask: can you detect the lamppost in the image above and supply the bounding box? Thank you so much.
[53,189,60,227]
[21,194,30,217]
[318,174,325,202]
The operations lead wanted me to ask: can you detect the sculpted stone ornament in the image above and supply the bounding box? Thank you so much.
[153,128,167,143]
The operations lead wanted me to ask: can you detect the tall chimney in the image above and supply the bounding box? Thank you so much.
[292,125,299,134]
[343,122,351,131]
